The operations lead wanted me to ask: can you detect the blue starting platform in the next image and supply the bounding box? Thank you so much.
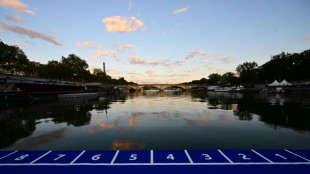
[0,150,309,174]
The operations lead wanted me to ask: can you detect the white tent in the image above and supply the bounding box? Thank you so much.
[279,79,292,86]
[268,80,280,86]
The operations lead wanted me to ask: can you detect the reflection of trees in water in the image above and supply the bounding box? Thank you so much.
[51,104,93,126]
[0,94,121,149]
[191,91,310,131]
[234,97,310,131]
[233,110,253,121]
[0,119,35,149]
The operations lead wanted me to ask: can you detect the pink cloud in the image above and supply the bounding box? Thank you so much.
[75,41,95,47]
[127,56,147,64]
[102,16,144,33]
[95,50,116,56]
[186,50,210,59]
[0,0,35,15]
[87,55,99,60]
[13,42,26,48]
[114,56,122,62]
[96,44,104,48]
[0,22,62,46]
[202,59,214,64]
[89,65,101,71]
[114,42,135,52]
[304,36,310,40]
[218,56,235,63]
[5,15,26,23]
[146,70,154,74]
[173,7,189,14]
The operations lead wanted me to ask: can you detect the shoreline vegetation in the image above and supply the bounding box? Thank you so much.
[0,40,136,85]
[1,40,309,87]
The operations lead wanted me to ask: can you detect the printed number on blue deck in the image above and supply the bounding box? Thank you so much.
[114,151,150,163]
[0,151,48,164]
[74,151,116,164]
[256,150,309,162]
[187,150,230,163]
[222,150,269,163]
[33,151,82,164]
[153,150,189,163]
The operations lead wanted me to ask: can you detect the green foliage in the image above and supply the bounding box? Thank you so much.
[208,73,221,85]
[258,50,310,81]
[236,61,258,85]
[0,40,29,75]
[0,41,135,85]
[221,72,237,85]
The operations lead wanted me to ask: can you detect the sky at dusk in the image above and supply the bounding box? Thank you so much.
[0,0,310,84]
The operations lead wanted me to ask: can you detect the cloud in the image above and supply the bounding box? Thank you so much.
[202,59,214,64]
[114,42,135,52]
[87,55,99,60]
[186,50,210,59]
[5,15,26,23]
[13,42,26,48]
[95,50,116,56]
[114,56,122,62]
[126,56,186,69]
[127,56,147,64]
[218,56,235,63]
[0,22,62,46]
[89,65,101,71]
[173,7,189,14]
[102,16,144,33]
[106,69,122,74]
[146,70,154,74]
[0,0,35,15]
[304,36,310,40]
[75,41,95,47]
[215,68,227,74]
[96,44,103,48]
[23,9,35,15]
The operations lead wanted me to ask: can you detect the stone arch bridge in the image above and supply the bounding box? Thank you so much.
[116,84,208,91]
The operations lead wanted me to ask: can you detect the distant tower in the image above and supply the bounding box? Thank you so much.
[103,62,106,73]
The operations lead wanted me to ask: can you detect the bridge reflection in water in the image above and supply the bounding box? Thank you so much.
[116,84,208,91]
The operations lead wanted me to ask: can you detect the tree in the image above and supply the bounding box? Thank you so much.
[236,61,258,85]
[208,73,221,85]
[61,54,89,81]
[221,72,237,85]
[0,41,29,75]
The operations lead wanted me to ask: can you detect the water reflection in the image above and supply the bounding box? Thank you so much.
[1,91,310,150]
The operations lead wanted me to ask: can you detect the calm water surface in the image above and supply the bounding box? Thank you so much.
[1,91,310,150]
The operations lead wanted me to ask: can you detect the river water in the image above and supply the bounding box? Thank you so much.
[1,91,310,150]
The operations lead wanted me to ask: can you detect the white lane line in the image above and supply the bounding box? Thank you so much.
[70,151,86,164]
[0,151,18,160]
[0,161,309,166]
[285,149,310,162]
[218,150,233,163]
[110,150,119,164]
[150,150,154,164]
[30,151,52,164]
[251,150,273,163]
[184,150,193,164]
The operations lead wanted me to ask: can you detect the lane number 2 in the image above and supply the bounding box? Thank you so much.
[238,153,251,160]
